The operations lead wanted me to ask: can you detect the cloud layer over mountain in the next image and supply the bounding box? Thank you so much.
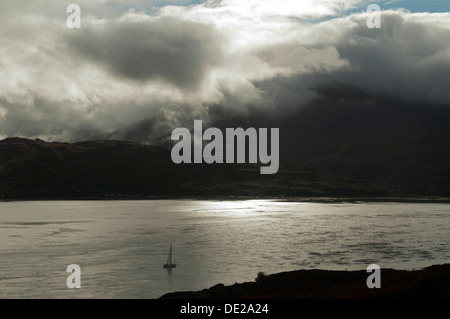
[0,0,449,142]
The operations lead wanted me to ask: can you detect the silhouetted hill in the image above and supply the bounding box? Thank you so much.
[160,264,450,299]
[0,137,391,199]
[1,85,449,200]
[208,85,450,196]
[280,86,450,196]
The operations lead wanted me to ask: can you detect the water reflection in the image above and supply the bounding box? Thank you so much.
[0,200,449,298]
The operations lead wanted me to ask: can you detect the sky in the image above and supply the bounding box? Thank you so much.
[0,0,449,142]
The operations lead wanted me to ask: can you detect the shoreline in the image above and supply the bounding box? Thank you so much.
[160,263,450,299]
[1,196,450,203]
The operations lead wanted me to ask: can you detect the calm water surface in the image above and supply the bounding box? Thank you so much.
[0,200,449,298]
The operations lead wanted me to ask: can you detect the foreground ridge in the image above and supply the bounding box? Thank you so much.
[160,264,450,299]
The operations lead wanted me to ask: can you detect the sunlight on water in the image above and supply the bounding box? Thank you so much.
[0,200,449,298]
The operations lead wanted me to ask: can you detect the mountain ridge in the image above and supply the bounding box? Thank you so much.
[1,88,449,199]
[0,136,393,200]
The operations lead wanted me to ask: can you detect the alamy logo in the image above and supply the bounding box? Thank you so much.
[367,4,381,29]
[66,264,81,288]
[366,264,381,288]
[66,4,81,29]
[171,120,279,174]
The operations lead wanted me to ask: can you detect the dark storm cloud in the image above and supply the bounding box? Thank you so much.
[331,12,450,104]
[67,16,225,90]
[245,11,450,117]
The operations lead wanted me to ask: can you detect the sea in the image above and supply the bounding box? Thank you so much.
[0,199,449,298]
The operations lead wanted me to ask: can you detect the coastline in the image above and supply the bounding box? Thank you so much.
[160,263,450,299]
[2,195,450,203]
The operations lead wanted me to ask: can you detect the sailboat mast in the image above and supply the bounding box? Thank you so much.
[167,244,173,264]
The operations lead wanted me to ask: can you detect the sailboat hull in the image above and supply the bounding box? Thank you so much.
[163,264,176,269]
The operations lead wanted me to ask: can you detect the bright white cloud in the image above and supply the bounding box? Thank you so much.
[219,0,362,18]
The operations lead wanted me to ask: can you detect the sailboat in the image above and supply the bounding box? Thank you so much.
[163,244,176,269]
